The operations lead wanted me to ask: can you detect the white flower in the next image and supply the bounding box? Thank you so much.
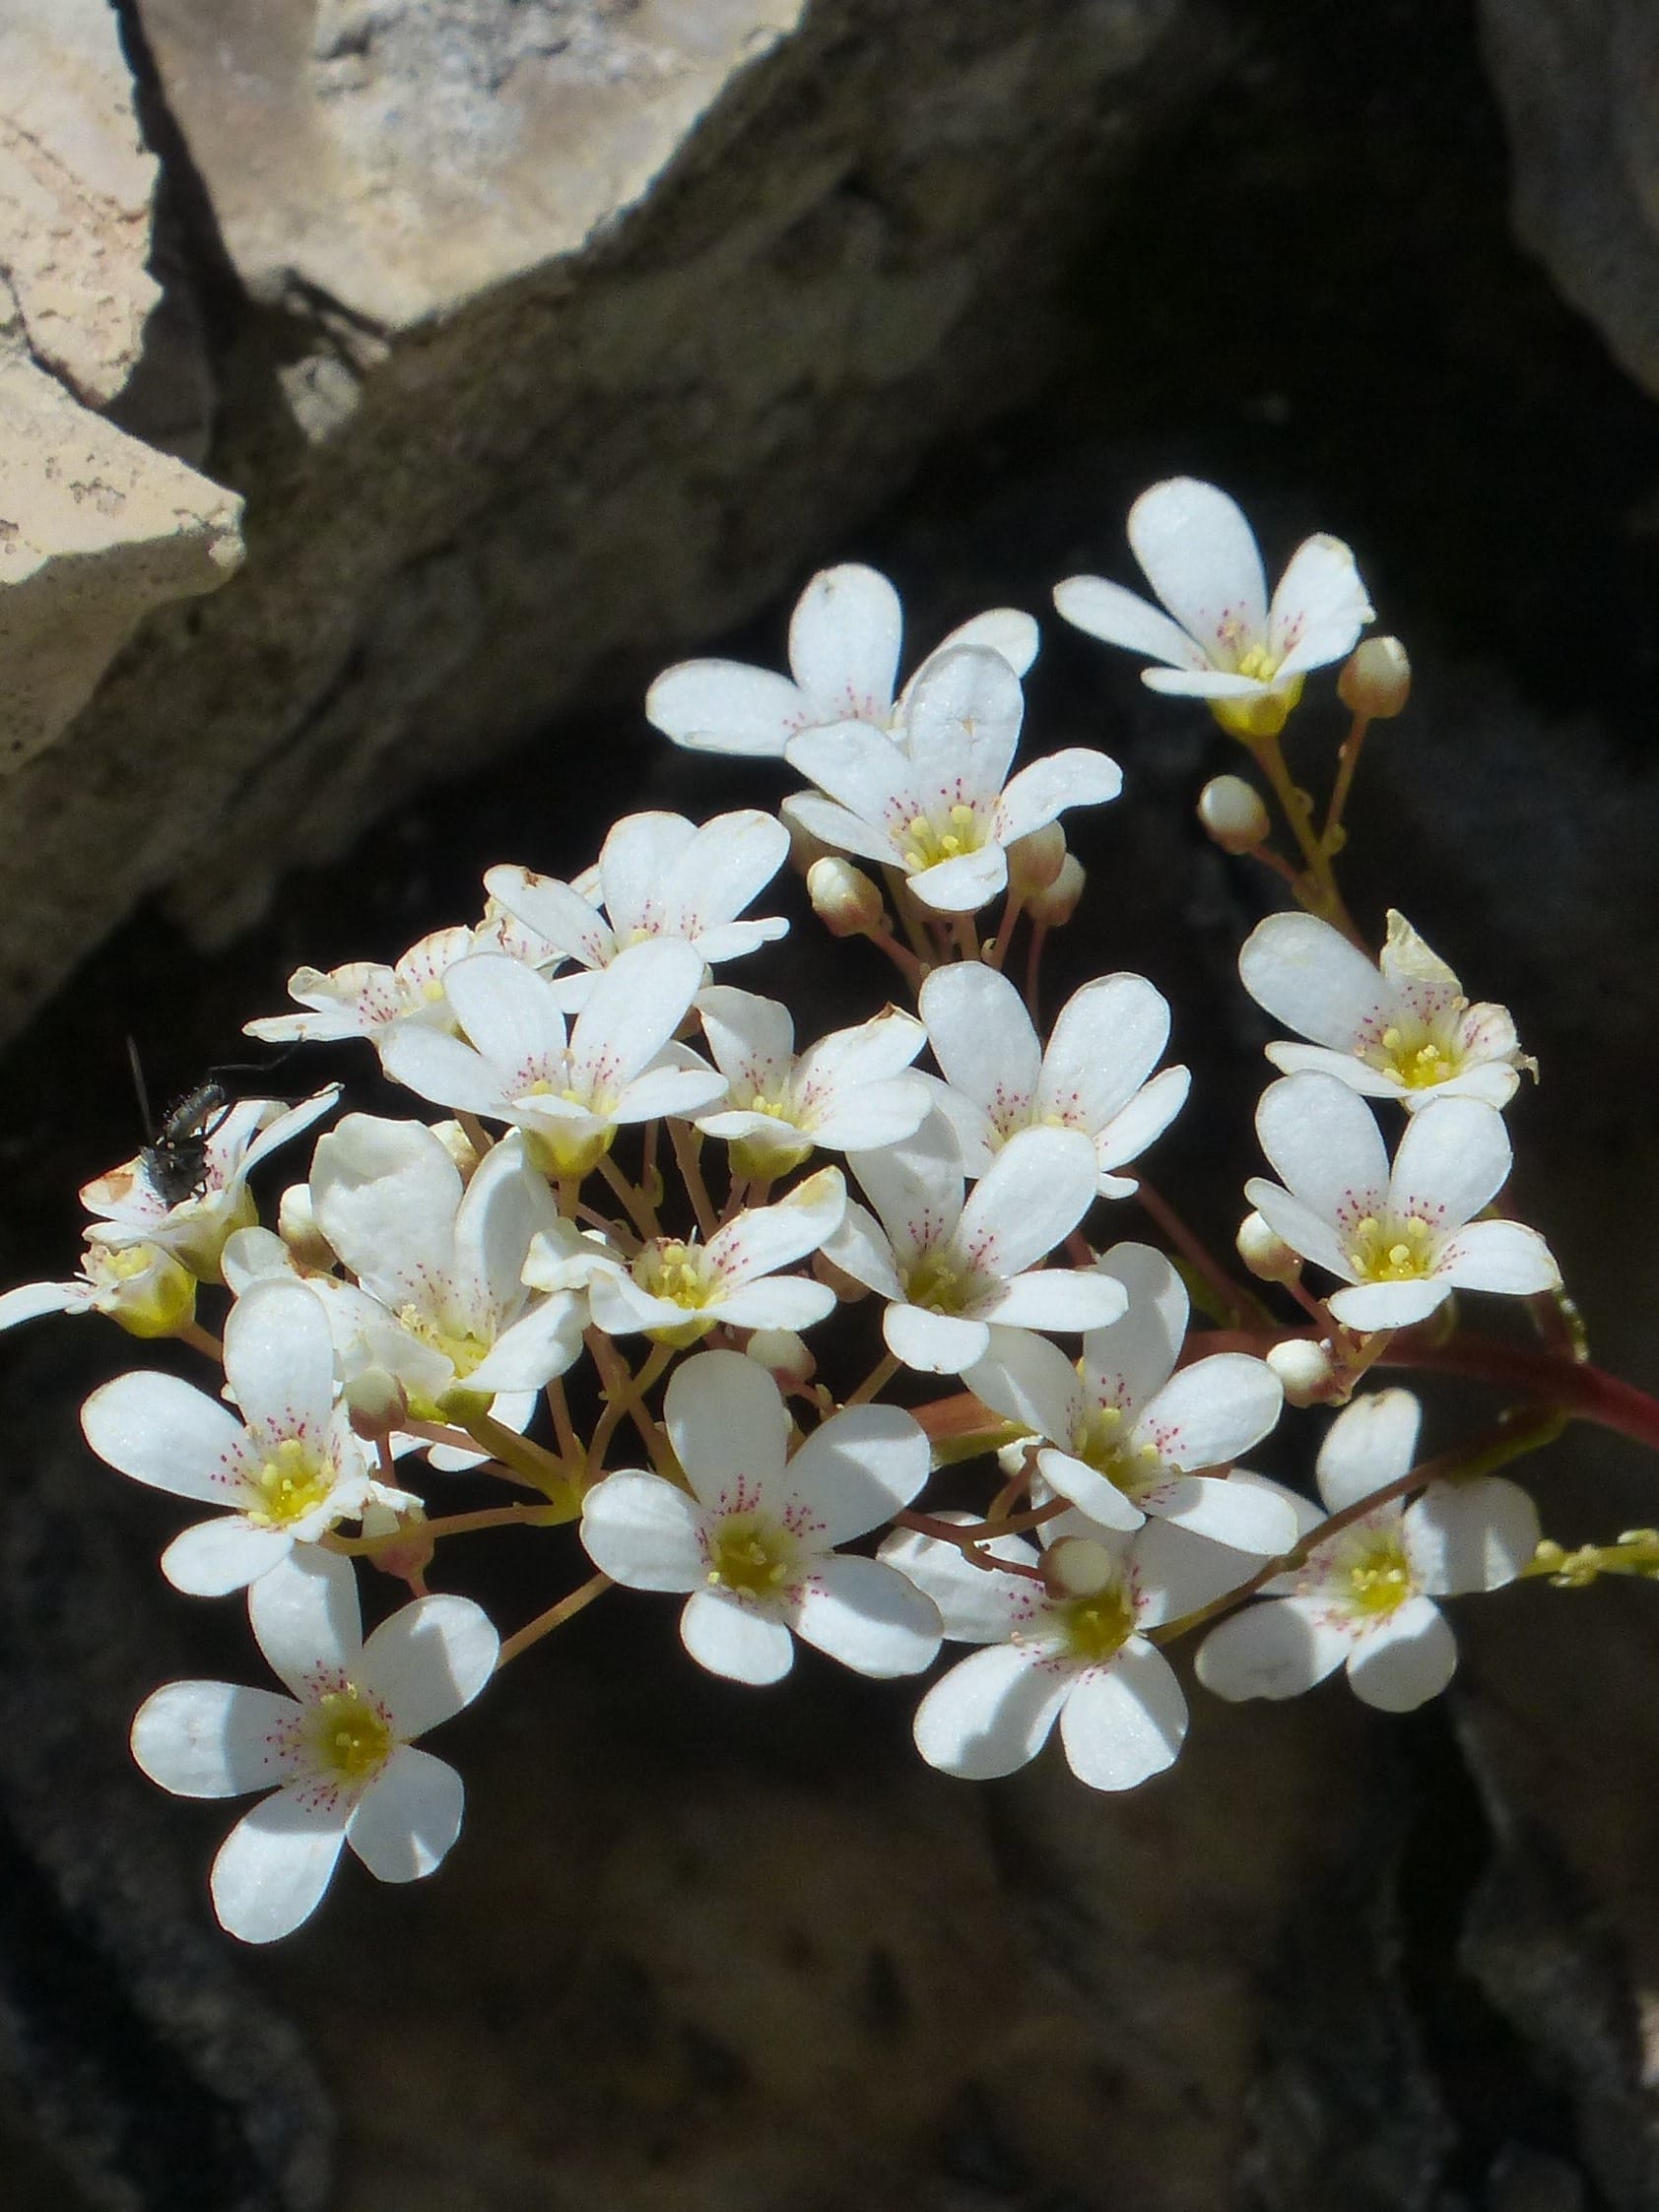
[694,987,931,1178]
[584,1166,847,1343]
[1053,477,1372,741]
[882,1514,1248,1790]
[131,1547,498,1942]
[645,560,1039,757]
[1245,1072,1560,1331]
[80,1276,400,1595]
[243,927,479,1050]
[0,1236,197,1340]
[782,645,1121,914]
[824,1111,1126,1373]
[80,1088,341,1280]
[484,809,789,1013]
[379,940,726,1180]
[917,962,1189,1195]
[307,1116,590,1432]
[580,1349,940,1683]
[965,1243,1292,1549]
[1238,908,1536,1111]
[1195,1388,1539,1711]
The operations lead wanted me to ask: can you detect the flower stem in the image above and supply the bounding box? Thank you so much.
[177,1319,225,1362]
[843,1350,900,1408]
[496,1572,612,1668]
[667,1120,718,1242]
[1248,728,1366,948]
[598,1152,660,1242]
[1321,709,1370,851]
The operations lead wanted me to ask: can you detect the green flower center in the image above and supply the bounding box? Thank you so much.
[705,1515,797,1598]
[1071,1403,1164,1500]
[249,1437,335,1526]
[1056,1583,1135,1665]
[903,1247,977,1316]
[898,804,985,874]
[1346,1212,1438,1283]
[308,1688,393,1782]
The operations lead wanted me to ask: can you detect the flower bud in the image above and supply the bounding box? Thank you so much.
[1265,1337,1342,1407]
[277,1183,335,1271]
[1044,1534,1119,1598]
[808,857,885,938]
[1337,635,1411,719]
[745,1328,816,1383]
[1007,821,1067,894]
[1197,775,1271,855]
[346,1365,410,1440]
[362,1498,436,1583]
[431,1119,481,1181]
[1235,1209,1301,1283]
[1026,852,1085,927]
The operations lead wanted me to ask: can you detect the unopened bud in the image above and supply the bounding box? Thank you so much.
[362,1499,435,1583]
[745,1328,816,1383]
[1044,1535,1118,1598]
[1007,821,1068,894]
[431,1119,481,1181]
[277,1183,335,1271]
[1235,1209,1301,1283]
[1265,1337,1342,1407]
[808,857,885,938]
[346,1365,410,1439]
[1198,775,1271,855]
[1338,635,1411,719]
[1026,852,1085,927]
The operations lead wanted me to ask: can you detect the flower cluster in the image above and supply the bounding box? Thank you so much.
[5,477,1595,1947]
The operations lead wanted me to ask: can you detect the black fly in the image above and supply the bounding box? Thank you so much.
[127,1040,305,1207]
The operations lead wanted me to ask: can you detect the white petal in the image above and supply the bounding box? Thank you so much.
[1242,1179,1358,1283]
[81,1371,245,1503]
[901,643,1023,790]
[790,1554,942,1677]
[878,1523,1039,1642]
[482,864,615,967]
[667,810,790,933]
[1326,1278,1450,1331]
[680,1588,794,1683]
[248,1547,364,1698]
[781,1402,930,1543]
[697,986,796,1092]
[993,748,1121,844]
[309,1115,461,1308]
[225,1276,337,1439]
[907,846,1008,915]
[1058,1643,1186,1790]
[1315,1388,1422,1512]
[1130,1512,1266,1627]
[1262,1042,1401,1096]
[715,1277,837,1331]
[1034,1448,1144,1529]
[927,606,1039,680]
[1139,1352,1283,1472]
[1389,1096,1511,1232]
[911,1644,1068,1779]
[346,1745,465,1881]
[443,953,569,1071]
[378,1026,512,1120]
[1345,1597,1457,1711]
[131,1681,297,1798]
[646,659,807,756]
[580,1470,705,1592]
[1127,477,1268,661]
[958,1125,1098,1278]
[1051,573,1208,669]
[1195,1595,1350,1701]
[1256,1073,1389,1222]
[1238,912,1388,1050]
[884,1301,990,1374]
[0,1279,83,1328]
[788,563,902,721]
[709,1166,846,1282]
[1039,974,1173,1133]
[662,1349,789,1509]
[611,1062,728,1125]
[1405,1476,1540,1597]
[362,1594,498,1737]
[1269,533,1372,677]
[779,789,896,869]
[451,1132,560,1330]
[163,1518,294,1596]
[597,812,697,934]
[847,1111,964,1260]
[235,1087,342,1180]
[819,1198,904,1300]
[210,1791,349,1943]
[984,1269,1128,1334]
[1434,1219,1560,1296]
[1152,1472,1298,1554]
[569,939,707,1097]
[465,1294,585,1393]
[919,963,1041,1126]
[963,1328,1081,1447]
[1080,1241,1188,1408]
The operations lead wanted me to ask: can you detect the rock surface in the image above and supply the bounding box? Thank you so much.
[1479,0,1659,402]
[0,0,1209,1042]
